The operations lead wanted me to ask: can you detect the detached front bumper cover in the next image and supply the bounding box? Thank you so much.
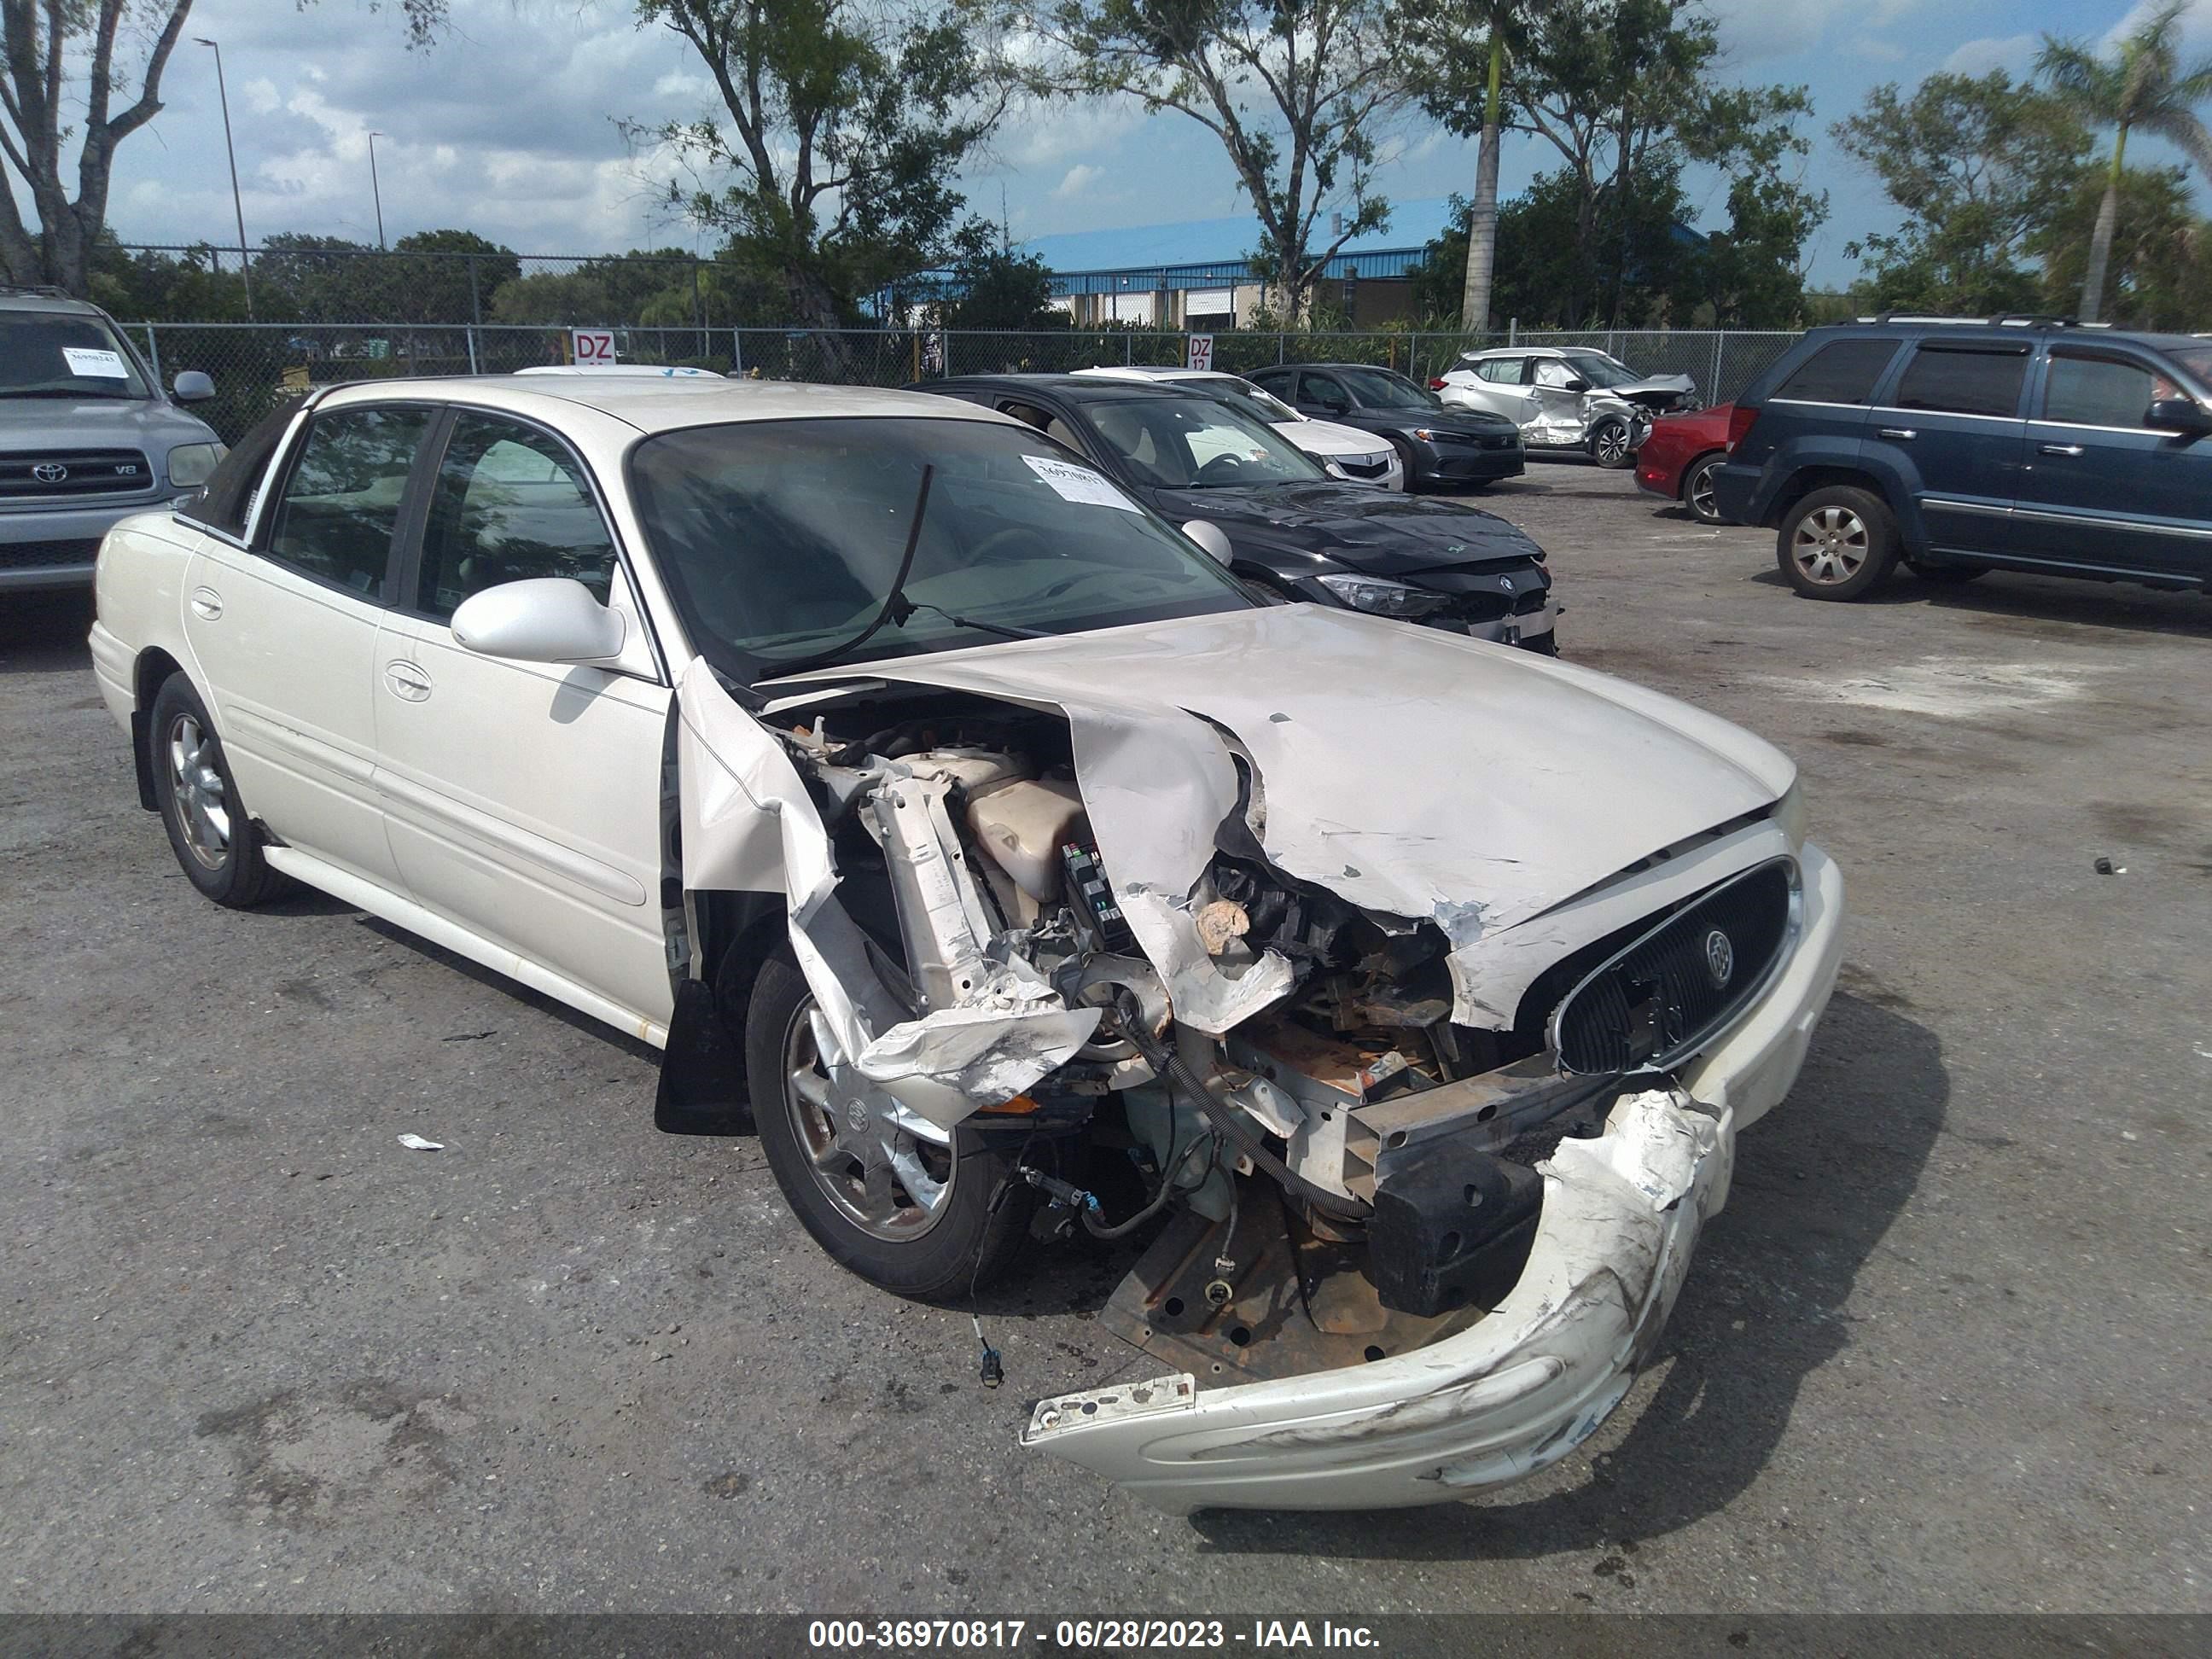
[1022,1085,1731,1512]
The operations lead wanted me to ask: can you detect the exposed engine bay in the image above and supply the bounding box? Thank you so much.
[669,603,1839,1511]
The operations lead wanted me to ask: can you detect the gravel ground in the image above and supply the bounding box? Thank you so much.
[2,461,2207,1616]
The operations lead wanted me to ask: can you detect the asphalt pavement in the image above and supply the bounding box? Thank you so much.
[2,461,2207,1615]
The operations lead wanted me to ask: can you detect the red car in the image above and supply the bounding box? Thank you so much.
[1634,403,1736,524]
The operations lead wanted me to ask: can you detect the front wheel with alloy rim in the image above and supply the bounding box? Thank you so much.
[1589,417,1636,469]
[745,951,1038,1300]
[1682,452,1727,524]
[148,673,283,907]
[1778,485,1900,601]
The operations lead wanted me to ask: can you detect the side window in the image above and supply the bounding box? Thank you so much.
[1533,358,1579,388]
[1476,357,1522,384]
[1299,372,1349,413]
[266,405,434,597]
[178,397,300,540]
[1772,340,1901,405]
[1893,346,2028,418]
[2042,355,2160,428]
[414,413,616,621]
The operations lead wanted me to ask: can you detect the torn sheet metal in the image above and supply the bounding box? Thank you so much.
[765,605,1796,1030]
[675,655,1096,1128]
[1020,1085,1732,1511]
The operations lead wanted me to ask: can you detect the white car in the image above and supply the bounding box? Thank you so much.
[90,375,1842,1512]
[1435,346,1697,469]
[1075,365,1405,489]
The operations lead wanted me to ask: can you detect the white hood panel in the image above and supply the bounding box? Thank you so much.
[774,606,1796,1028]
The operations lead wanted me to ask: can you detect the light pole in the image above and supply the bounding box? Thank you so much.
[194,37,254,320]
[367,131,387,250]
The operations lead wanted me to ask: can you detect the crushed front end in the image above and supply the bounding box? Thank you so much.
[676,606,1846,1511]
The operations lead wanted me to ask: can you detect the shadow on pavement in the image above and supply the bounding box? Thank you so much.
[1746,565,2212,639]
[0,589,94,674]
[1181,988,1946,1557]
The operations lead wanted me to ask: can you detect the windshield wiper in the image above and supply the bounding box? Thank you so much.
[894,602,1053,642]
[769,466,936,678]
[4,387,138,399]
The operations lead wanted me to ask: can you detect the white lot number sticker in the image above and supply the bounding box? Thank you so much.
[63,346,129,378]
[1023,453,1139,511]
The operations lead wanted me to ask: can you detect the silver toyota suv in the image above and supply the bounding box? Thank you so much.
[3,288,223,592]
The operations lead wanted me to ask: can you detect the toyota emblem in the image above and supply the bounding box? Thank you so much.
[32,462,68,483]
[1703,928,1735,988]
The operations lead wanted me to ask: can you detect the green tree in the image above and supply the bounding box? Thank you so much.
[1,2,449,294]
[634,0,1012,336]
[2034,160,2212,330]
[1833,71,2090,315]
[389,229,520,323]
[487,271,616,326]
[1401,2,1525,330]
[1015,0,1412,325]
[935,224,1062,329]
[2038,0,2212,324]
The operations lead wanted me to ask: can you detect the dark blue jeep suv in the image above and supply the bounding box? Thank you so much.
[1712,317,2212,601]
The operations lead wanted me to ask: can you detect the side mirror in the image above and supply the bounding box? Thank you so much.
[451,577,626,665]
[1181,520,1234,566]
[1563,376,1592,393]
[2145,397,2212,436]
[172,370,215,403]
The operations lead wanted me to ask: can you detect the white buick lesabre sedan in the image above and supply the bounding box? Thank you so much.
[90,375,1844,1512]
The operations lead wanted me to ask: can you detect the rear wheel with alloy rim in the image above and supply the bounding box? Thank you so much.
[745,951,1037,1299]
[1778,485,1900,601]
[1589,418,1636,469]
[148,673,282,907]
[1683,452,1727,523]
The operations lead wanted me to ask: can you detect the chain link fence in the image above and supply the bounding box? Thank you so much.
[133,320,1807,444]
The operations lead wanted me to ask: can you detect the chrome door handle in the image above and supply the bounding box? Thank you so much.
[2039,443,2085,457]
[383,661,432,702]
[189,586,222,620]
[1877,427,1917,439]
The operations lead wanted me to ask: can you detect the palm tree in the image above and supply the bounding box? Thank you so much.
[2039,1,2212,324]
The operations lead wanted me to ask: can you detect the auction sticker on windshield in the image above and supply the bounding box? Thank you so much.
[63,347,129,378]
[1023,453,1140,511]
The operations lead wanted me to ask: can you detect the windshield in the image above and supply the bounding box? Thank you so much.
[1083,394,1325,489]
[0,314,153,399]
[2164,346,2212,391]
[1334,366,1439,410]
[1561,352,1640,388]
[628,416,1253,684]
[1178,375,1300,426]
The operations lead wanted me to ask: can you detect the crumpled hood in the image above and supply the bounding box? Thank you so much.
[1607,373,1697,410]
[773,605,1795,1029]
[1152,483,1544,574]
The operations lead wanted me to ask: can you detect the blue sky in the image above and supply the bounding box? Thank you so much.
[81,0,2211,290]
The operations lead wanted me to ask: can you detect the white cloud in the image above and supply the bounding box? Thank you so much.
[1052,163,1104,201]
[2104,0,2212,52]
[1941,33,2039,77]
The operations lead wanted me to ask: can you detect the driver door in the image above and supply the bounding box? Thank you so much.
[372,409,676,1036]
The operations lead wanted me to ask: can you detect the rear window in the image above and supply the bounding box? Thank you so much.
[178,397,302,538]
[1772,340,1899,405]
[1894,346,2029,418]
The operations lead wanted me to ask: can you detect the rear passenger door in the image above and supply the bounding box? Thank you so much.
[372,409,676,1034]
[1877,342,2031,556]
[2015,347,2209,580]
[181,402,433,886]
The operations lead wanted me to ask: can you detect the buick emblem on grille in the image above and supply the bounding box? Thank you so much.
[1703,928,1735,988]
[32,463,68,483]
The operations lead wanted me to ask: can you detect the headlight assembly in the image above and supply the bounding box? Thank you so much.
[166,442,224,488]
[1314,573,1451,618]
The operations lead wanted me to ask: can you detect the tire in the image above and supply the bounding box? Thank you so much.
[1387,435,1424,492]
[148,673,283,908]
[1777,485,1901,601]
[1589,417,1636,469]
[745,951,1037,1301]
[1682,452,1728,524]
[1907,560,1987,585]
